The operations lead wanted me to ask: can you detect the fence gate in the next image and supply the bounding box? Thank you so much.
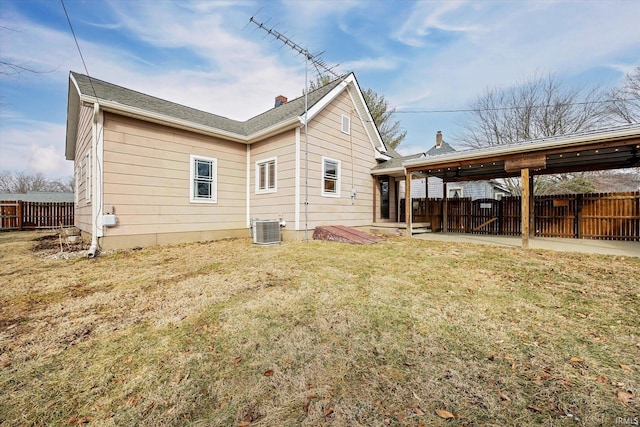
[535,195,577,238]
[471,199,500,234]
[0,202,19,230]
[447,198,472,233]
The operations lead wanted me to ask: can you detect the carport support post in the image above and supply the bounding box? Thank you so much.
[521,168,530,248]
[529,174,535,238]
[442,181,448,233]
[405,172,412,237]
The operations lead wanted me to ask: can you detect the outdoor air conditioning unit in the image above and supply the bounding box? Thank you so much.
[252,220,281,245]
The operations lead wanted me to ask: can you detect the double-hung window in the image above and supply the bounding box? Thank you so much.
[190,154,217,203]
[256,157,277,193]
[322,157,340,197]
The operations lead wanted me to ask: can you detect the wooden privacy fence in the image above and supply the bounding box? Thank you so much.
[0,201,74,231]
[403,191,640,241]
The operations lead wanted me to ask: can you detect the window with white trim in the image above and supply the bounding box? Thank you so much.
[190,154,217,203]
[85,151,91,202]
[448,187,463,198]
[341,114,350,134]
[322,157,340,197]
[256,157,277,193]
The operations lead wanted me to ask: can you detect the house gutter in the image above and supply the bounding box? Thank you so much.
[246,117,302,142]
[80,95,302,145]
[85,97,248,143]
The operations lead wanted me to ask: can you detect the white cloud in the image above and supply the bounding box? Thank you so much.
[393,1,481,47]
[388,1,640,112]
[2,0,639,170]
[30,144,67,176]
[0,118,70,178]
[340,57,397,73]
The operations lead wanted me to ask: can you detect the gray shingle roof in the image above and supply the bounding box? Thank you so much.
[426,140,456,156]
[373,140,458,172]
[0,192,74,203]
[71,72,345,137]
[372,152,424,171]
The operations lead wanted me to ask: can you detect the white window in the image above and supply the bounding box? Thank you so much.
[190,155,217,203]
[448,187,463,198]
[256,157,277,194]
[85,151,91,202]
[322,157,340,197]
[341,114,350,134]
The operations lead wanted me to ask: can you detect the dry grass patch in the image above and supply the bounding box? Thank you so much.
[1,231,638,426]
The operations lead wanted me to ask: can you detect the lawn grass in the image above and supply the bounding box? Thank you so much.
[0,231,638,426]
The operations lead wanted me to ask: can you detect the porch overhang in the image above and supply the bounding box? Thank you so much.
[397,124,640,248]
[403,124,640,181]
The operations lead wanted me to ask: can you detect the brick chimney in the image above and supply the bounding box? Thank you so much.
[436,130,442,148]
[275,95,288,107]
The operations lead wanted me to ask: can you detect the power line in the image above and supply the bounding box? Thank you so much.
[393,98,636,115]
[60,0,98,100]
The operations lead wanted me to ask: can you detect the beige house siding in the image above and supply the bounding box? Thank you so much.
[74,104,93,234]
[100,113,247,246]
[249,131,296,224]
[67,73,386,248]
[303,90,376,230]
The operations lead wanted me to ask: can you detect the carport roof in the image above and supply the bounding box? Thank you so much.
[373,124,640,181]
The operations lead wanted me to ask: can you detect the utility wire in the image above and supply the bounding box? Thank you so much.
[393,98,635,114]
[60,0,98,100]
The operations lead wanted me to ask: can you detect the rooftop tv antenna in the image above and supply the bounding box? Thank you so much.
[248,16,341,241]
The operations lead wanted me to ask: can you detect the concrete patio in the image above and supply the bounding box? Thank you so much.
[413,232,640,257]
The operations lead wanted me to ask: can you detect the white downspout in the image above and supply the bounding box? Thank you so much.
[246,144,251,228]
[87,102,100,258]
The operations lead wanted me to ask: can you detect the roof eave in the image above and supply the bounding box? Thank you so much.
[403,125,640,169]
[65,74,81,161]
[84,95,249,143]
[371,166,404,176]
[246,117,303,143]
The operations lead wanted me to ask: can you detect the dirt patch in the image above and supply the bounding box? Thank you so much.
[31,232,90,256]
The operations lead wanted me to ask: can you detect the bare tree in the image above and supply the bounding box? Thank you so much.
[0,170,73,193]
[456,74,608,194]
[605,66,640,124]
[586,169,640,192]
[0,26,58,77]
[458,73,605,149]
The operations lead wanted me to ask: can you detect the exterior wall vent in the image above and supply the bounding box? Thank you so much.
[253,220,281,245]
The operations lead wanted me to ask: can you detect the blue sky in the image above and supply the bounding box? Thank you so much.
[1,0,639,179]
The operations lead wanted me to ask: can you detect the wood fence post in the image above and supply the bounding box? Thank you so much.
[442,182,448,233]
[17,201,23,231]
[576,194,583,239]
[466,198,472,233]
[529,175,535,237]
